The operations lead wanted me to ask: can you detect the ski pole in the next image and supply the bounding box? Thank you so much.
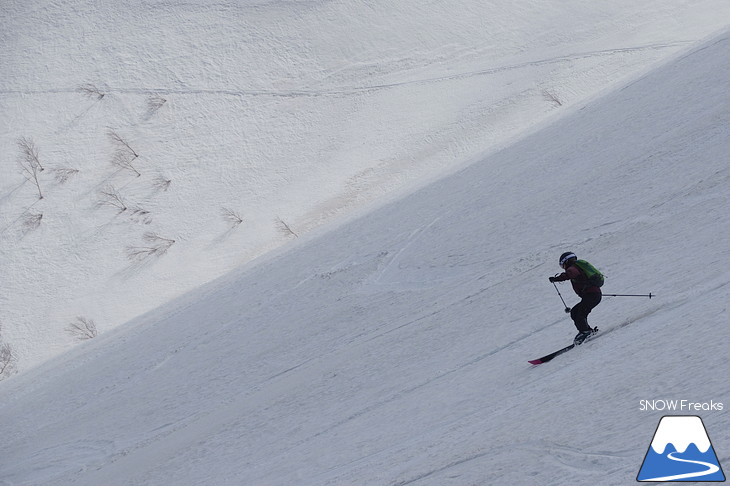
[603,293,654,299]
[552,281,571,313]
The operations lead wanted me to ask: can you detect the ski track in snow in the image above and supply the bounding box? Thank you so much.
[0,41,691,99]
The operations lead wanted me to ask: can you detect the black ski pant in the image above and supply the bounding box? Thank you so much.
[571,292,602,332]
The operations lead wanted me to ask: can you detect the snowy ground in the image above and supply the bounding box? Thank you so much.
[3,0,730,373]
[2,1,730,485]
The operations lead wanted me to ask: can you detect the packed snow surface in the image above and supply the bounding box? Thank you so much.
[1,1,730,485]
[3,0,730,372]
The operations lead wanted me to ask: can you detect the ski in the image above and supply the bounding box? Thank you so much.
[529,327,599,365]
[528,344,574,365]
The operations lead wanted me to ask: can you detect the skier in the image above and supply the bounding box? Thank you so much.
[549,252,602,345]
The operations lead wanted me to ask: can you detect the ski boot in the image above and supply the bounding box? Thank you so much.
[574,327,598,346]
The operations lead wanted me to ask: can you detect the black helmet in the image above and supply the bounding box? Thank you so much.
[559,252,577,268]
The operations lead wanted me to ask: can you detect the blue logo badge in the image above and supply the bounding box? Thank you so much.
[638,416,725,482]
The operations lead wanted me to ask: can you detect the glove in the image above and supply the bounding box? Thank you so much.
[549,276,559,283]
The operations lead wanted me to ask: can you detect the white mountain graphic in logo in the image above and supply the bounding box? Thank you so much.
[637,415,725,482]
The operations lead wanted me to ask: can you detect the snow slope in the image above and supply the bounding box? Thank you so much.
[3,0,730,373]
[1,16,730,486]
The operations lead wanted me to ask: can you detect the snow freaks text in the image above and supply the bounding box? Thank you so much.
[640,400,724,412]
